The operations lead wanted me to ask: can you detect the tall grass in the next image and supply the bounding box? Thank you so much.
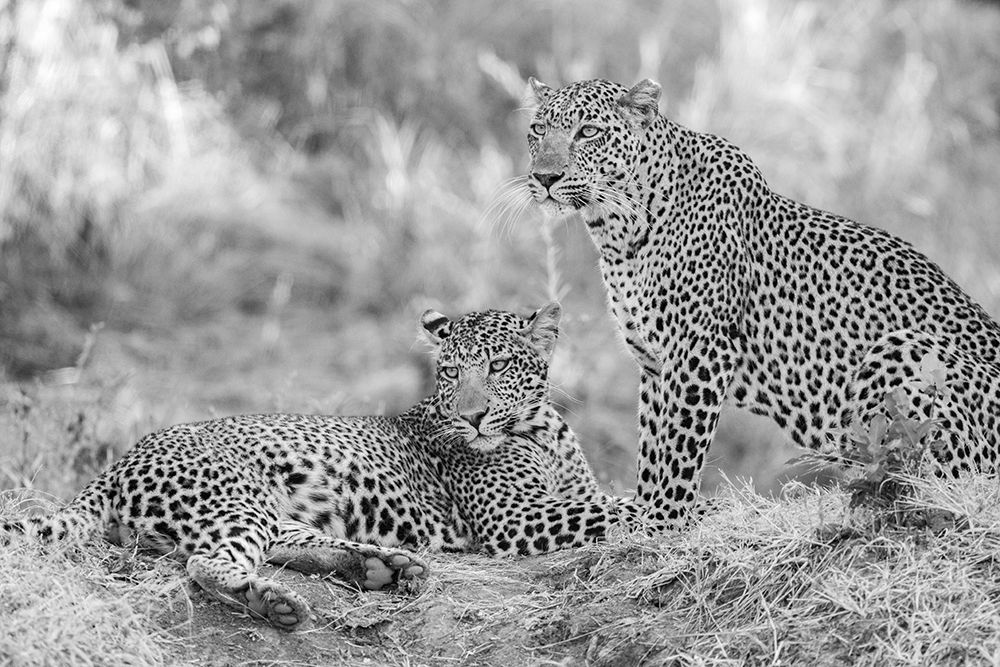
[1,0,998,494]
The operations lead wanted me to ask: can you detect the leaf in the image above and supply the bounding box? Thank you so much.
[884,388,910,419]
[914,419,938,442]
[867,414,888,448]
[785,453,830,467]
[917,350,946,388]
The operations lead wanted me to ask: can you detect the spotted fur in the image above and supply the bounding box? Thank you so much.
[525,77,1000,529]
[421,303,642,555]
[3,304,639,629]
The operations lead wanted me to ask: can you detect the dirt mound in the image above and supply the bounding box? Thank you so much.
[163,552,634,666]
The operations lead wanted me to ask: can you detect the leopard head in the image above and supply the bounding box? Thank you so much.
[525,77,661,220]
[420,303,560,453]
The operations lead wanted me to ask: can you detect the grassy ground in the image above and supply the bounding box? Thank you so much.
[4,474,1000,665]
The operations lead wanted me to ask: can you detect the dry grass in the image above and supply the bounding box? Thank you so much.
[3,370,999,665]
[613,478,1000,665]
[5,474,1000,665]
[0,494,189,667]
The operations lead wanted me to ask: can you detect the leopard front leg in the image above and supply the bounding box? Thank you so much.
[475,495,645,556]
[267,522,428,591]
[636,337,736,529]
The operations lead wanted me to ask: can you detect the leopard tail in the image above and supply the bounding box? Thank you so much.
[2,473,116,546]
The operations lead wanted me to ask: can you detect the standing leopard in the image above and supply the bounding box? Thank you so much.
[523,77,1000,529]
[3,303,639,630]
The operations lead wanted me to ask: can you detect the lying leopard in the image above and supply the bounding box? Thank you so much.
[3,303,639,630]
[524,77,1000,529]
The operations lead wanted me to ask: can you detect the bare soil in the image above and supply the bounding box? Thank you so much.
[160,551,645,666]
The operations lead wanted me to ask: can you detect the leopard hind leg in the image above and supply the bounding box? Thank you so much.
[848,329,1000,474]
[267,522,428,591]
[186,537,311,631]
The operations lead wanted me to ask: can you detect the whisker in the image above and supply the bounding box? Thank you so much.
[490,180,534,238]
[601,181,653,214]
[425,421,470,446]
[549,399,582,419]
[480,176,533,233]
[590,183,655,230]
[590,188,643,224]
[498,192,534,239]
[481,176,530,206]
[546,380,582,407]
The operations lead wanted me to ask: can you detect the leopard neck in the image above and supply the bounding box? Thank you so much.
[399,397,562,454]
[397,400,441,446]
[578,117,773,262]
[578,116,679,259]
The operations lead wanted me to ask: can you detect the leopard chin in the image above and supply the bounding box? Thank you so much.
[537,197,576,220]
[464,434,506,453]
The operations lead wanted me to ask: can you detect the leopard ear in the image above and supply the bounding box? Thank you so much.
[421,310,453,348]
[520,301,561,359]
[616,79,661,131]
[526,76,553,109]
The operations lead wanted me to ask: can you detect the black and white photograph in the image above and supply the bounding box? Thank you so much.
[2,1,1000,664]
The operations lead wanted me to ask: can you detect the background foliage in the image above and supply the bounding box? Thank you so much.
[1,0,999,497]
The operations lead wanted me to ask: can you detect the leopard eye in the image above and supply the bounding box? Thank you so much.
[489,358,510,374]
[576,124,602,140]
[441,366,459,379]
[530,122,547,137]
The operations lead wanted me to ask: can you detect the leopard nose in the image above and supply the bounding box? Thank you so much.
[461,409,487,429]
[532,171,564,190]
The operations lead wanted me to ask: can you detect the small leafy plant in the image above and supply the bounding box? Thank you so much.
[794,351,962,530]
[840,387,943,514]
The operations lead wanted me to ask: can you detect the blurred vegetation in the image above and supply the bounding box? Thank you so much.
[1,0,999,497]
